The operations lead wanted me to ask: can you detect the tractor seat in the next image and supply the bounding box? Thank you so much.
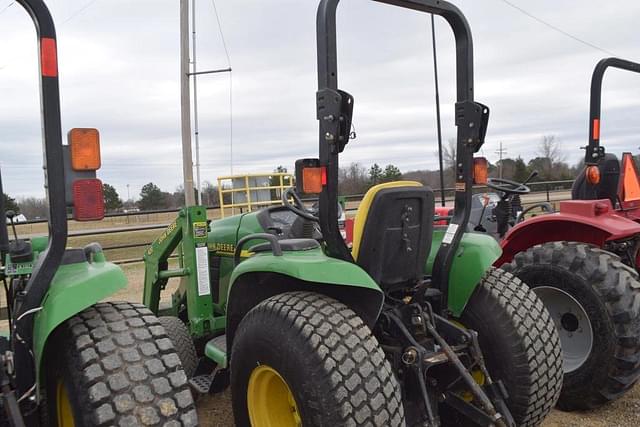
[352,181,434,290]
[249,238,320,254]
[572,153,620,206]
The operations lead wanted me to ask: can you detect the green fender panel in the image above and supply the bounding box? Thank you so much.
[426,229,502,317]
[33,259,127,374]
[228,248,383,327]
[230,247,381,292]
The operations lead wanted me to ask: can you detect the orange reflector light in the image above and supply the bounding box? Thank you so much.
[40,38,58,77]
[302,167,323,194]
[621,153,640,203]
[473,157,488,185]
[592,118,600,140]
[73,179,105,221]
[586,165,601,185]
[69,128,101,171]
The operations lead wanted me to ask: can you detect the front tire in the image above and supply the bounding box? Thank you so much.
[460,268,563,426]
[46,302,198,426]
[230,291,405,427]
[503,242,640,410]
[158,316,198,378]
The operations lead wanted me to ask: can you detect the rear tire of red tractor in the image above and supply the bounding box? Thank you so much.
[503,242,640,410]
[45,302,198,426]
[230,291,405,427]
[460,268,563,427]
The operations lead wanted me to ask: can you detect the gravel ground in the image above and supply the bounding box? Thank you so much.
[195,384,640,426]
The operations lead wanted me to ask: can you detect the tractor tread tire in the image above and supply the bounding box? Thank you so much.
[158,316,198,378]
[231,291,405,427]
[47,302,198,426]
[461,268,563,427]
[504,242,640,410]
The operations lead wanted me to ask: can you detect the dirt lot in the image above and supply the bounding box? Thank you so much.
[193,386,640,426]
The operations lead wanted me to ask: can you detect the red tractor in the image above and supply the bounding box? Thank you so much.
[478,58,640,411]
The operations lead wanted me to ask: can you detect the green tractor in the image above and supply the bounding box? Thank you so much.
[143,0,562,425]
[1,1,197,425]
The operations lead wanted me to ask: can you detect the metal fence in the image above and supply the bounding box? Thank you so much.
[14,179,575,266]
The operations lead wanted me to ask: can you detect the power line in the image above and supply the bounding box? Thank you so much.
[61,0,101,25]
[0,2,14,16]
[209,0,234,175]
[495,142,507,179]
[210,0,231,67]
[0,0,101,71]
[495,0,618,57]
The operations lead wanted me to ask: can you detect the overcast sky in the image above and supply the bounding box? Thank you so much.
[1,0,640,199]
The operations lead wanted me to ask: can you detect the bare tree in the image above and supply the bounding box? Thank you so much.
[339,163,369,195]
[535,135,567,179]
[441,139,457,172]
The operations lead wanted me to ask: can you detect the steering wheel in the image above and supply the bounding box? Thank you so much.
[282,188,319,222]
[486,178,531,195]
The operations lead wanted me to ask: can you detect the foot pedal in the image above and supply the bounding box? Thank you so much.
[189,375,213,395]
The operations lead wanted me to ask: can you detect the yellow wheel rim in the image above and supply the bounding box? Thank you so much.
[452,320,487,402]
[56,379,76,427]
[247,364,302,427]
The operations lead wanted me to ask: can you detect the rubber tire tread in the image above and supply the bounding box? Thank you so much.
[503,242,640,410]
[46,302,198,426]
[158,317,198,378]
[230,291,405,427]
[461,268,563,427]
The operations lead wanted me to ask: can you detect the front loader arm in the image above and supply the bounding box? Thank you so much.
[143,206,216,336]
[143,214,184,312]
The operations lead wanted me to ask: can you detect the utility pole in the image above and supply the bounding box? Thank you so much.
[431,14,445,207]
[180,0,196,206]
[495,141,507,179]
[188,0,232,206]
[192,0,202,205]
[126,184,130,201]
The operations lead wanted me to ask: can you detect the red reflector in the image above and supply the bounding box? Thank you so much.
[40,38,58,77]
[592,118,600,140]
[321,166,327,186]
[72,179,105,221]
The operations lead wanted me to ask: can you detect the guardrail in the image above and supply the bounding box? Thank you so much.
[13,179,576,266]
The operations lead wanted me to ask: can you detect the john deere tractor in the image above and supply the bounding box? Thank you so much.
[143,1,562,425]
[1,1,197,425]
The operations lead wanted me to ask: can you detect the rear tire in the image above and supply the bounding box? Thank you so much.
[158,316,198,378]
[503,242,640,410]
[230,291,405,427]
[460,268,563,426]
[45,302,198,426]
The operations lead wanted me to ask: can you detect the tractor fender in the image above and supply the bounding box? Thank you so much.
[427,229,503,317]
[33,257,127,379]
[226,248,383,355]
[496,200,640,266]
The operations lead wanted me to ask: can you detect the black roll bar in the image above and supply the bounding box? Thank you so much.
[14,0,67,398]
[586,57,640,164]
[316,0,488,301]
[0,169,8,255]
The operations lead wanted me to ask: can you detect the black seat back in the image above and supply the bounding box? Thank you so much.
[357,186,434,290]
[572,153,620,206]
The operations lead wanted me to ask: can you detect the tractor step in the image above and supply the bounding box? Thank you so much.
[204,334,227,368]
[189,374,213,395]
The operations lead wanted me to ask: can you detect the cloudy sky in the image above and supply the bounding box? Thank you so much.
[1,0,640,199]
